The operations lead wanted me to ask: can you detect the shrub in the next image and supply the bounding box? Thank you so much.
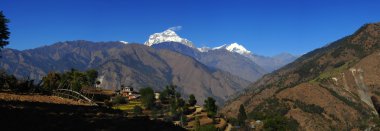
[248,98,298,130]
[294,100,324,114]
[263,115,299,131]
[112,96,128,104]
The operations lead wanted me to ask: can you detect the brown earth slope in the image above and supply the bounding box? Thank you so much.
[222,22,380,130]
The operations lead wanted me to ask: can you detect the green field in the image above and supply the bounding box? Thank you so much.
[112,100,142,111]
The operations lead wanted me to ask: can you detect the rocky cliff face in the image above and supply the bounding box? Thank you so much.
[222,22,380,130]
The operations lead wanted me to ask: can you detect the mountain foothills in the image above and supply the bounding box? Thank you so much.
[0,41,250,104]
[0,29,295,105]
[222,22,380,130]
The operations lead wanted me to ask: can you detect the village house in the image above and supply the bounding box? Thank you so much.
[118,86,140,100]
[154,92,160,100]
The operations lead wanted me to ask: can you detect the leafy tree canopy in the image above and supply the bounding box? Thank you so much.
[204,97,217,117]
[188,94,197,106]
[139,87,155,109]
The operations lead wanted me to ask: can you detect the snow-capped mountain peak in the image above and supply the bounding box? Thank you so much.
[198,43,251,55]
[213,44,227,50]
[225,43,251,55]
[144,29,195,48]
[119,41,128,44]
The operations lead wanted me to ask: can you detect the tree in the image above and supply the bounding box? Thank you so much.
[85,69,98,87]
[159,90,168,103]
[42,72,61,92]
[0,70,7,88]
[160,85,177,103]
[0,11,10,50]
[178,98,185,108]
[204,97,217,118]
[188,94,197,106]
[69,71,86,91]
[169,98,179,116]
[112,95,128,104]
[139,87,155,109]
[237,104,247,126]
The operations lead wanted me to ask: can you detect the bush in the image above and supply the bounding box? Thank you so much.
[112,96,128,104]
[263,115,299,131]
[294,100,324,114]
[248,98,299,130]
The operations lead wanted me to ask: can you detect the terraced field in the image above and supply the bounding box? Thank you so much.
[0,92,184,131]
[112,100,142,111]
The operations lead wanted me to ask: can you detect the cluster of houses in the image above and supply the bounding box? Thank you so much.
[115,85,160,100]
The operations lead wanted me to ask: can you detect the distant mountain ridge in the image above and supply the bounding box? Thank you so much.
[152,42,266,82]
[0,40,250,105]
[145,29,297,80]
[0,29,297,105]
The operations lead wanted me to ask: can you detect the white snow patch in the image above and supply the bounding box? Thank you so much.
[119,41,128,44]
[144,29,194,48]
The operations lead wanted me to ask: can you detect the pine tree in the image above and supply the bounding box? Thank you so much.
[204,97,217,118]
[237,104,247,126]
[139,87,155,109]
[0,11,10,50]
[188,94,197,106]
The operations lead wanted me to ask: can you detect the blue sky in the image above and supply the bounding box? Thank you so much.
[1,0,380,56]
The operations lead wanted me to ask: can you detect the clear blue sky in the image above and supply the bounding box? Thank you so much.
[1,0,380,56]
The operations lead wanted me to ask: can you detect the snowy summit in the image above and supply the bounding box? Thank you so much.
[225,43,251,55]
[198,43,251,55]
[144,29,195,48]
[119,41,128,44]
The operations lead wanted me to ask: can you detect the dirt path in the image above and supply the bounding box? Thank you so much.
[225,123,232,131]
[194,106,202,113]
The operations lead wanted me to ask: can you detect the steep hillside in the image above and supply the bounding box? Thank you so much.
[0,41,250,104]
[0,40,125,80]
[96,44,250,104]
[222,22,380,130]
[152,42,266,82]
